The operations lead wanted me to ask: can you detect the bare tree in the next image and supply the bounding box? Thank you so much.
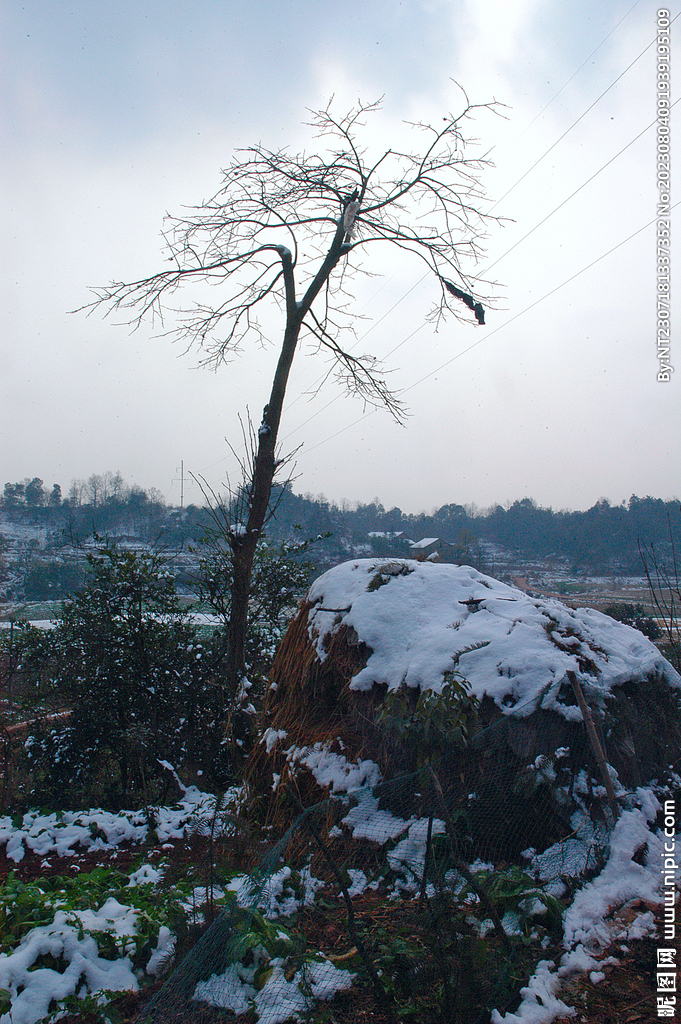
[86,473,104,508]
[639,514,681,671]
[84,96,501,700]
[67,479,86,508]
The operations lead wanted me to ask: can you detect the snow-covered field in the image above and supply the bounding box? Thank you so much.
[0,787,218,1024]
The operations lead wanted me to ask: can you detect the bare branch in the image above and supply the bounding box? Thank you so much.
[82,95,501,374]
[304,307,406,422]
[81,96,502,694]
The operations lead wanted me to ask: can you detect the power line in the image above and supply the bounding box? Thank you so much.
[488,21,669,212]
[404,211,678,396]
[298,205,678,458]
[485,100,680,275]
[285,17,666,437]
[282,99,670,448]
[504,0,644,147]
[194,12,668,485]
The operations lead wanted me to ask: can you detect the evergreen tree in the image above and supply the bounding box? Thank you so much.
[22,545,227,808]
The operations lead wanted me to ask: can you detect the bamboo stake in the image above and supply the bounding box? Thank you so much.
[567,671,619,823]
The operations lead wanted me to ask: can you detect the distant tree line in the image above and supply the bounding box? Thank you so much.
[3,473,164,518]
[1,473,206,549]
[3,474,680,576]
[262,487,681,575]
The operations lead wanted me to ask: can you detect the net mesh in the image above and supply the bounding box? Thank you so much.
[136,699,667,1024]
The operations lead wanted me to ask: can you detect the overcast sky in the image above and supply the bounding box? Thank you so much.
[1,0,678,513]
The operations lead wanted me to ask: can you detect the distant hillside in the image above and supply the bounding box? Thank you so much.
[2,476,680,600]
[263,486,681,575]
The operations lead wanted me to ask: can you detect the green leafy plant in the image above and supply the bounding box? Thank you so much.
[46,990,125,1024]
[0,860,192,1024]
[196,518,318,685]
[17,543,232,808]
[0,863,188,959]
[460,864,564,939]
[376,673,480,768]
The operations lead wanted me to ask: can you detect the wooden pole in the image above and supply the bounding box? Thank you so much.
[567,671,619,823]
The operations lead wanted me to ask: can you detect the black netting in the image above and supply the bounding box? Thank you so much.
[135,700,660,1024]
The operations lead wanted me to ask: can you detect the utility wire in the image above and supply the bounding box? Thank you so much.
[195,13,668,484]
[505,0,643,147]
[489,20,670,211]
[298,205,677,459]
[291,9,667,416]
[404,210,678,396]
[485,99,680,275]
[282,101,672,448]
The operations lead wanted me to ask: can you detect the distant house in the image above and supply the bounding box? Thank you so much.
[408,537,457,562]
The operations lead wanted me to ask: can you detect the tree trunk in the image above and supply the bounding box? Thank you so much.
[224,315,302,698]
[224,219,349,700]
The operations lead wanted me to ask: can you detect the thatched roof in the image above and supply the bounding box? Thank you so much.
[247,560,681,834]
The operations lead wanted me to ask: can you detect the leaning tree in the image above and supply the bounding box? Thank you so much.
[85,96,501,702]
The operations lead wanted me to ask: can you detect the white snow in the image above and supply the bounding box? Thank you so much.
[196,954,352,1024]
[388,817,447,889]
[346,868,368,897]
[0,787,248,1024]
[494,791,677,1024]
[341,790,413,842]
[0,901,144,1024]
[306,559,680,717]
[226,864,324,919]
[0,786,226,862]
[1,546,678,1024]
[562,805,664,951]
[285,743,382,794]
[490,959,576,1024]
[0,780,673,1024]
[262,727,288,753]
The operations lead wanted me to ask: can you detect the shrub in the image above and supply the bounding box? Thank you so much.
[20,545,229,809]
[604,602,661,641]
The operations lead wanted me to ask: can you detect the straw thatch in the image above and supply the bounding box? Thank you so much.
[245,561,681,843]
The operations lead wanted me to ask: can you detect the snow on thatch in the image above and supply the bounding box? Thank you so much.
[304,559,679,718]
[247,559,680,827]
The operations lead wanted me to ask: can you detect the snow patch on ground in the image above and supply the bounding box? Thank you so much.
[562,805,664,951]
[0,898,163,1024]
[494,793,676,1023]
[340,790,412,843]
[195,953,352,1024]
[0,787,229,863]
